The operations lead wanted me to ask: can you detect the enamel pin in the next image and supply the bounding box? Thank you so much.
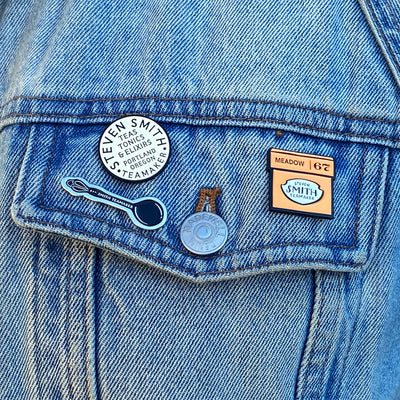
[61,177,167,230]
[268,148,335,218]
[98,116,171,182]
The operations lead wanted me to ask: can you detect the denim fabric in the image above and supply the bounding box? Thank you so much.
[1,0,400,399]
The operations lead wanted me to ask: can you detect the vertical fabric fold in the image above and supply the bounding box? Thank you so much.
[358,0,400,90]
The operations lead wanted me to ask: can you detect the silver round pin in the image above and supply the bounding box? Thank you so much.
[180,196,228,255]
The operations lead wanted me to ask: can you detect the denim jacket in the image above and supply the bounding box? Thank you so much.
[1,0,400,399]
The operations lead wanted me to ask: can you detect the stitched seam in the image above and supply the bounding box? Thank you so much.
[365,0,400,76]
[32,234,42,400]
[351,145,367,246]
[335,272,365,399]
[42,199,366,251]
[17,125,41,205]
[367,147,385,258]
[35,127,366,258]
[299,274,342,400]
[384,0,400,32]
[39,125,58,203]
[1,94,400,124]
[2,112,400,143]
[13,215,368,275]
[195,187,221,214]
[83,246,91,400]
[318,274,342,399]
[15,126,381,275]
[294,270,316,400]
[65,251,73,400]
[42,201,366,253]
[300,272,326,400]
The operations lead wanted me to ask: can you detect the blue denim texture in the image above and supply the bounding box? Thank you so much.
[1,0,400,399]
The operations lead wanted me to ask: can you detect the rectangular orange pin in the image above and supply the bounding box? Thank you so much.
[268,148,335,218]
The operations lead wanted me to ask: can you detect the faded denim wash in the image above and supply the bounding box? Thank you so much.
[1,0,400,399]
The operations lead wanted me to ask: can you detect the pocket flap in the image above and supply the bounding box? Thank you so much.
[11,122,388,282]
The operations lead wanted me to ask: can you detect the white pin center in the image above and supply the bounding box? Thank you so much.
[99,116,171,182]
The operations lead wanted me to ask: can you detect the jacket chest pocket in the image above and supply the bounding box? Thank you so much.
[11,120,388,282]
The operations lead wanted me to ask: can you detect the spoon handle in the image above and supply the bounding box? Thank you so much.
[61,177,167,230]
